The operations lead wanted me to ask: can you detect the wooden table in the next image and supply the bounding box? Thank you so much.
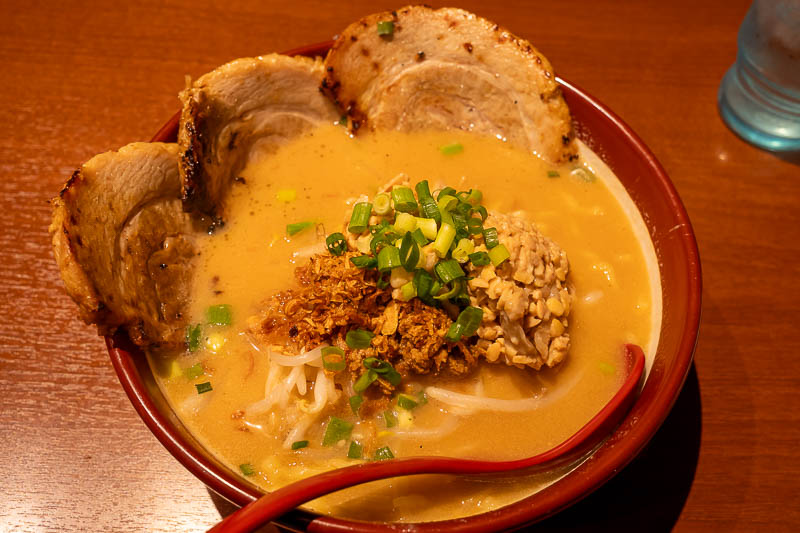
[2,0,798,531]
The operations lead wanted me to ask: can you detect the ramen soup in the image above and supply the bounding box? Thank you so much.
[148,125,660,522]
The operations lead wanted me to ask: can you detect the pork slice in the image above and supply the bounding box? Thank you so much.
[50,142,200,347]
[323,6,578,164]
[179,54,339,218]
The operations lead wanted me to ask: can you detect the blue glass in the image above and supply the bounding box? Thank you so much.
[718,0,800,152]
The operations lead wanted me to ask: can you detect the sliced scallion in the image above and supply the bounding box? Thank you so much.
[488,243,511,266]
[465,189,483,205]
[348,202,373,234]
[397,393,419,410]
[436,187,457,201]
[469,251,491,266]
[445,306,483,342]
[435,259,465,284]
[410,228,428,246]
[432,222,456,258]
[416,217,438,240]
[206,304,232,326]
[413,269,436,303]
[374,446,395,460]
[287,221,314,236]
[439,143,464,155]
[326,232,347,256]
[353,370,377,392]
[547,170,560,178]
[483,227,500,249]
[350,255,377,269]
[291,440,309,450]
[383,410,398,428]
[321,346,346,372]
[394,212,417,234]
[400,281,416,301]
[322,416,354,446]
[377,20,394,36]
[373,193,392,215]
[391,187,418,213]
[399,233,420,272]
[239,463,255,476]
[186,324,202,352]
[347,441,363,459]
[346,328,374,349]
[195,381,213,394]
[434,279,463,300]
[363,357,401,386]
[185,363,204,380]
[349,394,364,414]
[451,238,475,263]
[377,245,401,272]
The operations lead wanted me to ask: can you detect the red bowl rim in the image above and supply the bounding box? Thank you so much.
[107,40,702,531]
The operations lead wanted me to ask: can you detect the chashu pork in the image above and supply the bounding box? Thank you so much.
[50,143,201,347]
[322,6,578,164]
[179,54,339,218]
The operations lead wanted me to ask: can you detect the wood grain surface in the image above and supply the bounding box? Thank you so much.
[1,0,798,531]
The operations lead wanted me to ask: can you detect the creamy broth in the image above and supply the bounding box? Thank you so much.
[148,125,660,521]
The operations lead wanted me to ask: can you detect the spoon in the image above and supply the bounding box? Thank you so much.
[209,343,645,533]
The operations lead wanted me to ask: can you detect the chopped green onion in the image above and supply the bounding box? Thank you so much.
[337,114,348,126]
[416,217,438,240]
[349,394,364,414]
[383,410,398,428]
[451,238,475,263]
[435,259,465,284]
[291,440,309,450]
[391,187,418,213]
[465,189,482,204]
[434,279,463,300]
[399,233,420,272]
[547,170,560,178]
[413,269,436,303]
[418,196,441,225]
[350,255,377,269]
[206,304,232,326]
[287,221,314,236]
[598,362,616,375]
[473,205,488,221]
[348,202,373,234]
[321,346,346,372]
[354,370,377,392]
[326,232,347,256]
[437,195,458,227]
[439,143,464,155]
[373,193,392,215]
[377,274,390,289]
[466,216,484,235]
[195,381,213,394]
[239,463,255,476]
[483,227,499,249]
[397,393,419,410]
[432,222,456,258]
[436,187,457,201]
[364,358,401,386]
[186,324,202,352]
[377,245,401,272]
[346,329,374,349]
[185,363,204,380]
[488,243,511,266]
[410,228,429,246]
[400,281,416,301]
[469,251,491,266]
[445,306,484,342]
[394,212,417,234]
[276,189,296,202]
[322,416,354,446]
[374,446,395,461]
[415,180,433,199]
[347,441,363,459]
[377,20,394,36]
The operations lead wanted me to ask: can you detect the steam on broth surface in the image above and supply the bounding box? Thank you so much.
[147,125,659,521]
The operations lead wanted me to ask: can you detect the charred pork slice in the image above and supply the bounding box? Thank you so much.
[50,142,201,347]
[179,54,339,219]
[323,5,578,164]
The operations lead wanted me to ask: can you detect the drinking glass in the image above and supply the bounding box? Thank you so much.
[718,0,800,152]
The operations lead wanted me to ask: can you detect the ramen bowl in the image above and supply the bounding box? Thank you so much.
[106,41,701,531]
